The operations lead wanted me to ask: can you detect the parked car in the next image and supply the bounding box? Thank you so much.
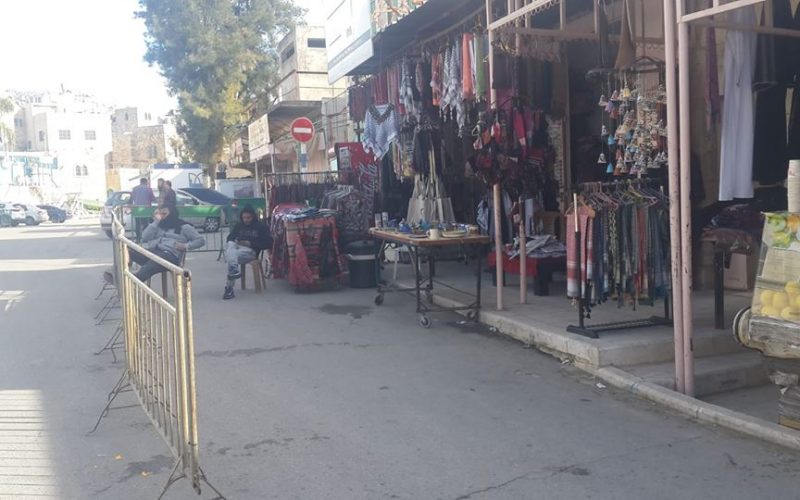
[101,188,228,238]
[13,203,49,225]
[0,202,26,227]
[100,191,132,238]
[37,205,69,223]
[173,188,232,232]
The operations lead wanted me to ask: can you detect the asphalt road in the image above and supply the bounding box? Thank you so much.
[1,220,799,500]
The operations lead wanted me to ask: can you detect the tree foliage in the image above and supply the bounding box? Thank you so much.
[0,97,15,149]
[137,0,303,166]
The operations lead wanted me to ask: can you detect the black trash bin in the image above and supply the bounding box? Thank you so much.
[346,240,377,288]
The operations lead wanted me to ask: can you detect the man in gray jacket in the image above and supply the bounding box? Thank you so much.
[131,205,205,282]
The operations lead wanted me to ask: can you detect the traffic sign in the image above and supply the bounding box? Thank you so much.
[290,117,315,143]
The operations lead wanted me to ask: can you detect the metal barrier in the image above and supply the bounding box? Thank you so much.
[131,205,228,259]
[92,213,224,499]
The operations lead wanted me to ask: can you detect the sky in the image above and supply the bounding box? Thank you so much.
[0,0,328,117]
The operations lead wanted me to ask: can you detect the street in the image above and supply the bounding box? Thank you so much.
[2,221,800,500]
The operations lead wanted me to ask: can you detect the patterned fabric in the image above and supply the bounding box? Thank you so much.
[271,209,346,290]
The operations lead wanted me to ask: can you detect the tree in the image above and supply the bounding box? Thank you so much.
[0,97,15,151]
[137,0,303,169]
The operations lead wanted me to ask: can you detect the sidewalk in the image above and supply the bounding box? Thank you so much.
[387,259,800,451]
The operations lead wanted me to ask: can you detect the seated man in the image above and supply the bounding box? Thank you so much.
[223,205,271,299]
[131,205,205,282]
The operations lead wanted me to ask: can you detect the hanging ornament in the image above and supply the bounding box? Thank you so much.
[597,153,607,164]
[606,162,614,174]
[601,124,609,136]
[598,94,609,107]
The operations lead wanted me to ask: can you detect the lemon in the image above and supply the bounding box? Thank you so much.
[786,281,800,295]
[781,307,800,322]
[761,306,779,318]
[760,289,775,306]
[772,292,790,310]
[795,295,800,309]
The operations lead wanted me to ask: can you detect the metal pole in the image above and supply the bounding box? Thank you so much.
[514,0,526,305]
[677,0,695,396]
[519,197,527,303]
[487,0,504,310]
[664,0,685,393]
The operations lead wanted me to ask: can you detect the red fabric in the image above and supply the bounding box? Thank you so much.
[486,251,566,278]
[566,207,594,299]
[462,33,475,100]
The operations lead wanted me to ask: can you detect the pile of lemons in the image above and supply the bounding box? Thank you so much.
[758,281,800,321]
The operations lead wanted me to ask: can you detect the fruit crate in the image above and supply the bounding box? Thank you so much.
[748,213,800,358]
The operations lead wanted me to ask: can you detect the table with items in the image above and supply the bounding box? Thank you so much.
[370,229,490,328]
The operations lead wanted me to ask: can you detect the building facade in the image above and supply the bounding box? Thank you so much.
[249,25,348,174]
[4,90,113,202]
[107,107,183,190]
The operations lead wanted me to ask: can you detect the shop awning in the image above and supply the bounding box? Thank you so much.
[348,0,486,76]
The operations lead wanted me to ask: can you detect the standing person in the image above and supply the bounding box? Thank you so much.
[131,204,205,282]
[130,178,155,240]
[163,180,177,208]
[156,178,166,205]
[222,205,270,299]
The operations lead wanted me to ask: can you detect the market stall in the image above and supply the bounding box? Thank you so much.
[371,228,489,327]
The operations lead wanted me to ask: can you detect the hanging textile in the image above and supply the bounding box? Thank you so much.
[752,0,794,184]
[704,0,720,132]
[719,6,757,201]
[462,33,475,100]
[567,183,671,306]
[362,104,399,159]
[474,34,488,99]
[614,0,636,70]
[271,208,346,291]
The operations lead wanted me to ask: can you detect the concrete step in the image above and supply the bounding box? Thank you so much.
[624,352,769,397]
[594,325,748,367]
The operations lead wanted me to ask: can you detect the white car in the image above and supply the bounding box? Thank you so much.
[0,202,26,226]
[13,203,49,225]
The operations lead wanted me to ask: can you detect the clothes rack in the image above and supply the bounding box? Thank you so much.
[566,179,672,338]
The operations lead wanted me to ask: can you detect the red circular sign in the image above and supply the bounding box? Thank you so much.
[290,117,315,143]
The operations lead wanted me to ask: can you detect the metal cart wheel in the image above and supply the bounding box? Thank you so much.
[374,294,385,306]
[732,307,751,347]
[418,315,431,328]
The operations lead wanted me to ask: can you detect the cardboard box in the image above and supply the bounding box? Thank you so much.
[724,252,756,290]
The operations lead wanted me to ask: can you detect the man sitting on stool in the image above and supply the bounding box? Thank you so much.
[223,205,270,299]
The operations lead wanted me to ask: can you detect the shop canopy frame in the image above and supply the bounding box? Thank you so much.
[485,0,668,312]
[667,0,800,396]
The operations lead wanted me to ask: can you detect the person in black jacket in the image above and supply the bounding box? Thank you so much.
[223,205,270,299]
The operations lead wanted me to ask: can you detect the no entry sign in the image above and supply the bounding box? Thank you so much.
[290,117,315,143]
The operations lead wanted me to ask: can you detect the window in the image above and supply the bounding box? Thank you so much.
[144,112,152,121]
[38,131,45,142]
[280,44,295,62]
[58,130,71,140]
[82,165,88,176]
[74,165,89,177]
[14,118,23,126]
[74,165,81,176]
[307,38,326,48]
[148,145,158,158]
[125,112,129,121]
[84,130,96,140]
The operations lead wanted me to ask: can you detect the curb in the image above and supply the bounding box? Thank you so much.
[588,365,800,452]
[426,288,800,452]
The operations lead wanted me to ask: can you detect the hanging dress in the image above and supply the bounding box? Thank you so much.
[719,6,758,201]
